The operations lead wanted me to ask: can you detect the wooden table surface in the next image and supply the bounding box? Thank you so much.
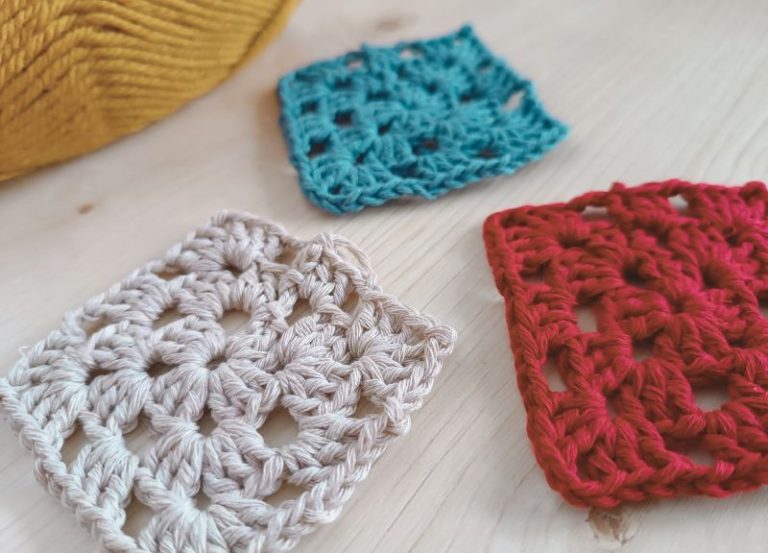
[2,0,768,551]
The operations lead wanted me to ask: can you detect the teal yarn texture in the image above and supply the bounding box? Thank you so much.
[278,25,568,214]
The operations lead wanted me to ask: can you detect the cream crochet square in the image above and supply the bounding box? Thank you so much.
[0,212,456,553]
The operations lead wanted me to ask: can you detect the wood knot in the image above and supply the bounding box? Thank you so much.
[587,506,638,545]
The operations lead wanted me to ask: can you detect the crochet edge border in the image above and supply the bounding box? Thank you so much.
[0,210,458,552]
[277,25,569,215]
[482,180,768,507]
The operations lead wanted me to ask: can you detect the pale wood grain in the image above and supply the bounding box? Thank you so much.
[2,0,768,551]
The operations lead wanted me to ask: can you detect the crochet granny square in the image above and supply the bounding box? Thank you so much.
[484,180,768,507]
[278,25,568,214]
[0,212,456,553]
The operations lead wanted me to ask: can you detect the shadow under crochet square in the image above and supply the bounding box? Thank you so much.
[278,25,568,214]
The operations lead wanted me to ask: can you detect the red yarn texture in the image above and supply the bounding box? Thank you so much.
[484,180,768,508]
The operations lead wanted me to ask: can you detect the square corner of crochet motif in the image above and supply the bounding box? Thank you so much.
[278,25,568,214]
[482,180,768,508]
[0,211,456,553]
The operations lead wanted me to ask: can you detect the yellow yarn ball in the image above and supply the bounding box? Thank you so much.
[0,0,298,180]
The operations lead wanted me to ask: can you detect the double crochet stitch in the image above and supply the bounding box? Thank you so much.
[0,212,456,552]
[484,181,768,507]
[279,25,568,214]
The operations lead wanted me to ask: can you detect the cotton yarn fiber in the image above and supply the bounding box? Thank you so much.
[0,0,297,180]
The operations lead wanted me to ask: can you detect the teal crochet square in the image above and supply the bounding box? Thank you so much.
[278,25,568,215]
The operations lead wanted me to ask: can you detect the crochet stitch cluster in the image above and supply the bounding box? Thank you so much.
[484,181,768,507]
[279,25,567,214]
[0,212,456,552]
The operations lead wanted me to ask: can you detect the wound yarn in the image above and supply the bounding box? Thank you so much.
[484,180,768,507]
[0,0,297,180]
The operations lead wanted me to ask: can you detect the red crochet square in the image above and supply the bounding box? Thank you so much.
[484,180,768,507]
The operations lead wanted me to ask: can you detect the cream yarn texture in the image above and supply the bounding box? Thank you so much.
[0,211,457,552]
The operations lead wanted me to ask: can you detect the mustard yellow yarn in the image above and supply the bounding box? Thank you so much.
[0,0,297,180]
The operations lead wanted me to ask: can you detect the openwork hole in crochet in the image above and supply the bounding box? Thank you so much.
[278,25,568,214]
[218,309,251,334]
[124,493,155,541]
[484,180,768,507]
[0,211,456,553]
[153,305,184,329]
[124,415,156,458]
[258,406,300,448]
